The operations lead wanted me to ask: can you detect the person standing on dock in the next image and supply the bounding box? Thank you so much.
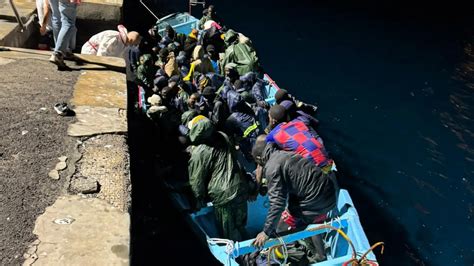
[48,0,80,68]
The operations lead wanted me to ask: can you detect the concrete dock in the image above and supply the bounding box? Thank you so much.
[1,0,131,260]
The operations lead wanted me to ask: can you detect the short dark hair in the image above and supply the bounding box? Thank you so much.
[274,89,290,104]
[269,104,287,124]
[252,134,267,165]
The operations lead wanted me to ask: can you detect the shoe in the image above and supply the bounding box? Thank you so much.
[63,51,77,61]
[49,52,67,68]
[54,102,71,116]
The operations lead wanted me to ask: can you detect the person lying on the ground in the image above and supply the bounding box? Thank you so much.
[188,116,251,241]
[251,136,338,262]
[81,25,141,58]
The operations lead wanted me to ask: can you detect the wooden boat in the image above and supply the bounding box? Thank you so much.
[156,12,381,266]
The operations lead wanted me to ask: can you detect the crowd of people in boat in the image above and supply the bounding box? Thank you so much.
[123,6,340,262]
[36,2,340,262]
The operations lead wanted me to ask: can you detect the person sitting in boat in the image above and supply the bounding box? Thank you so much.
[136,54,157,93]
[251,135,338,261]
[198,5,223,30]
[184,45,215,81]
[158,24,186,51]
[221,29,261,76]
[239,72,269,108]
[157,47,179,78]
[264,104,289,133]
[183,29,199,59]
[199,21,226,54]
[206,45,220,73]
[279,99,320,140]
[275,88,318,118]
[81,25,141,58]
[187,116,251,241]
[266,105,335,173]
[216,63,240,98]
[223,90,261,162]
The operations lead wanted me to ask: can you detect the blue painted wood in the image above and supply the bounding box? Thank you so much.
[231,219,349,257]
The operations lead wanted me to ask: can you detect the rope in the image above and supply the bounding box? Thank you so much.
[207,238,240,265]
[266,236,288,266]
[308,223,384,265]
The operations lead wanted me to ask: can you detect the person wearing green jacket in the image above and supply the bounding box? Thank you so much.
[221,29,261,76]
[188,115,251,241]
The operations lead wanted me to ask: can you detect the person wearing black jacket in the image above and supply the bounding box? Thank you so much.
[251,135,338,260]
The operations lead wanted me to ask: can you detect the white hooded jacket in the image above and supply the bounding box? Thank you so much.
[81,30,127,58]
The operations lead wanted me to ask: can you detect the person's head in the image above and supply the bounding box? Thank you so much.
[165,25,175,38]
[208,5,215,14]
[274,89,290,104]
[154,75,168,91]
[279,100,297,118]
[126,31,141,46]
[161,86,177,100]
[198,75,211,92]
[202,86,215,102]
[206,44,217,58]
[224,63,239,82]
[159,47,169,62]
[252,134,268,166]
[188,92,200,108]
[268,104,288,128]
[224,29,238,46]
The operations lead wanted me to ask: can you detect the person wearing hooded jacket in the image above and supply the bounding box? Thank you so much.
[187,116,251,241]
[221,29,260,76]
[251,136,338,260]
[223,90,261,162]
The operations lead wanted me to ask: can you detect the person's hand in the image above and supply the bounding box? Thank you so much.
[39,24,47,35]
[248,193,257,202]
[252,231,269,247]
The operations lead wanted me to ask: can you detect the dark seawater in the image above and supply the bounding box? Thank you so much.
[124,0,473,265]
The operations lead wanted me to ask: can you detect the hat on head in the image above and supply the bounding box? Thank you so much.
[147,94,162,106]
